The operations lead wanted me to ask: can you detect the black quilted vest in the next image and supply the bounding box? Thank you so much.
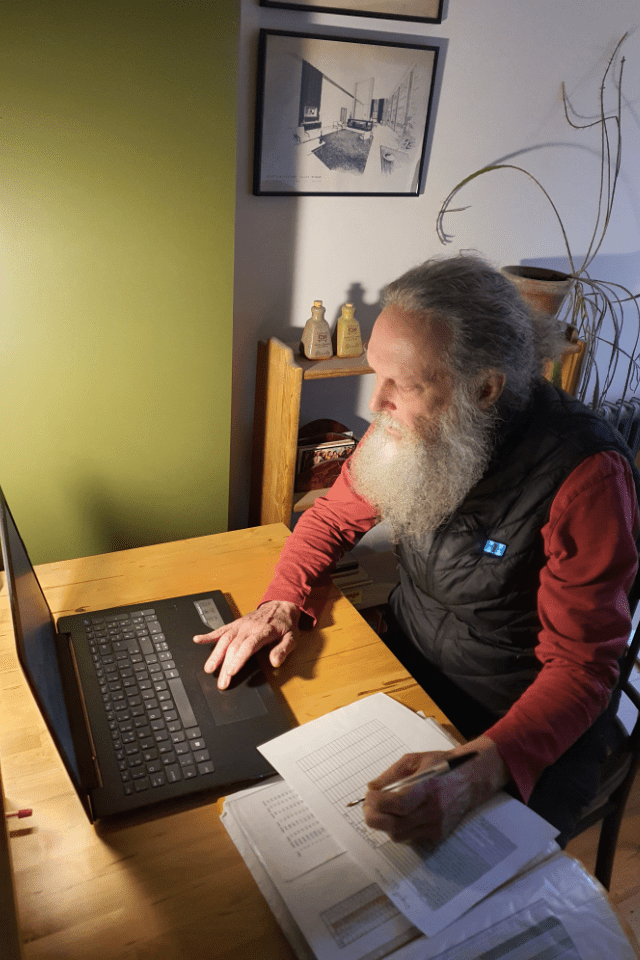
[389,380,640,721]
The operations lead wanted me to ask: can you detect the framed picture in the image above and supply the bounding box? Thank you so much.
[253,30,440,196]
[259,0,444,24]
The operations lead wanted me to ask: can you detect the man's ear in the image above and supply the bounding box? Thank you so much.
[477,371,506,410]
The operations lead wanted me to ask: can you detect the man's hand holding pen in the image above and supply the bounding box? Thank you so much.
[362,735,511,845]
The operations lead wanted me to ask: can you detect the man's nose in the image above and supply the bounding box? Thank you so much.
[369,380,393,413]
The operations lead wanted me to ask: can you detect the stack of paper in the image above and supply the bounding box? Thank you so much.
[221,693,638,960]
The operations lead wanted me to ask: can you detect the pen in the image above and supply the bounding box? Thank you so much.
[345,751,479,807]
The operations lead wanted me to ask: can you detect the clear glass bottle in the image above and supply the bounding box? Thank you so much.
[301,300,332,360]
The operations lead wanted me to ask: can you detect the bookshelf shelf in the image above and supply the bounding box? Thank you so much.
[249,338,373,526]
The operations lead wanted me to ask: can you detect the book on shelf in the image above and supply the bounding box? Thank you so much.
[331,551,373,601]
[333,550,361,575]
[331,553,373,608]
[295,419,358,493]
[331,566,372,589]
[338,586,367,608]
[222,693,638,960]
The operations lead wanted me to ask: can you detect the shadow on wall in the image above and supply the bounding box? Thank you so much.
[229,19,450,532]
[229,15,449,533]
[295,285,382,445]
[72,475,213,555]
[229,222,383,530]
[337,281,381,346]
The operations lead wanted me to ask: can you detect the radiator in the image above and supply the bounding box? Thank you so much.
[600,398,640,460]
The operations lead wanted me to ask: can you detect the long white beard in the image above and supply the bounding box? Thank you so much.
[350,392,498,542]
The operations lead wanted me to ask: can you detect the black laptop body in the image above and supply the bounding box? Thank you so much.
[0,487,289,821]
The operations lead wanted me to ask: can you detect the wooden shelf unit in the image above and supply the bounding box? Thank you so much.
[249,338,373,526]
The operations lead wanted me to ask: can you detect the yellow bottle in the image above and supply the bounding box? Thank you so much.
[336,302,363,358]
[301,300,333,360]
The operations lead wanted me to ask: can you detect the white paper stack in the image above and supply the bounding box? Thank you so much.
[221,693,637,960]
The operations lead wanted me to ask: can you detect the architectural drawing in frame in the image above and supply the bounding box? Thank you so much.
[259,1,444,24]
[253,30,440,197]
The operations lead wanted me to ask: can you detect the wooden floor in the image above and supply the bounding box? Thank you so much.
[566,749,640,938]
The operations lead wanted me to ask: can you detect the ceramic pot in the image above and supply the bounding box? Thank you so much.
[500,265,574,319]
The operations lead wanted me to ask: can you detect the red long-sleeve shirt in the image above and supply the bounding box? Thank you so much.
[261,449,639,802]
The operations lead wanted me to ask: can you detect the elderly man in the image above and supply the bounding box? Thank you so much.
[196,255,640,846]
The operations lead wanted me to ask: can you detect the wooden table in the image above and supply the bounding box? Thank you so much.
[0,524,456,960]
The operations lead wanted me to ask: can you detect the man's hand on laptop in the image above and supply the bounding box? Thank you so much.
[193,600,301,690]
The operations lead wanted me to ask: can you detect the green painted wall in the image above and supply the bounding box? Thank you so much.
[1,2,238,563]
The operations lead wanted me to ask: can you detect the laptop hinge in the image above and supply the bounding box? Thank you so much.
[60,632,103,791]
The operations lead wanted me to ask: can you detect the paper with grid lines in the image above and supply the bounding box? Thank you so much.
[259,693,558,937]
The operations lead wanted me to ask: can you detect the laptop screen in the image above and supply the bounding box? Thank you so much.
[0,491,81,786]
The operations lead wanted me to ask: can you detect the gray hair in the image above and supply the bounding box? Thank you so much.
[380,255,563,410]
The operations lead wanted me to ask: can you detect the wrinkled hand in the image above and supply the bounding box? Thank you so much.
[193,600,301,689]
[362,736,509,846]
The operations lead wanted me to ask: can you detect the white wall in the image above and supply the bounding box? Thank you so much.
[230,0,640,529]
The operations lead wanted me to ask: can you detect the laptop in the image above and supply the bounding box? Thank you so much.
[0,486,290,821]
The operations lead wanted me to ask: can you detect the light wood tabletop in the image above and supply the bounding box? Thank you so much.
[0,523,456,960]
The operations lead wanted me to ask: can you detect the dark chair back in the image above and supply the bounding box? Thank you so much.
[568,565,640,889]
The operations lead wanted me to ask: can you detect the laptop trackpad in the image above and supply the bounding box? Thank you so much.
[196,668,268,726]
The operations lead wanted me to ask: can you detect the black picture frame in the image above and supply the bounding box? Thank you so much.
[259,0,444,24]
[253,30,440,197]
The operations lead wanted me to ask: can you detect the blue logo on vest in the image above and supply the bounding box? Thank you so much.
[484,539,507,557]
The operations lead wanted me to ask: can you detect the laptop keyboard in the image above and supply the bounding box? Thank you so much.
[85,608,215,795]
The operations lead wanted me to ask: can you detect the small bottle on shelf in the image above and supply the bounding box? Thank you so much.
[336,302,363,358]
[301,300,333,360]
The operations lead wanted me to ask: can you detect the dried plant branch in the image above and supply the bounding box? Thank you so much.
[436,164,577,272]
[435,34,639,412]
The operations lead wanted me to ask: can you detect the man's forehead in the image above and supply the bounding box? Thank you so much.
[405,310,452,351]
[370,306,452,369]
